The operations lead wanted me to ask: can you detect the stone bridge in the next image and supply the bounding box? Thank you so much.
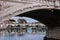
[0,0,60,40]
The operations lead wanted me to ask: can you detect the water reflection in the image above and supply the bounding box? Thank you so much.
[0,24,47,40]
[0,33,45,40]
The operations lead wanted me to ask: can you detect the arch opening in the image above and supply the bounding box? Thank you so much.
[14,9,60,39]
[9,16,47,33]
[16,9,60,28]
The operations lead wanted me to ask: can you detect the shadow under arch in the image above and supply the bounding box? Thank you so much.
[16,9,60,29]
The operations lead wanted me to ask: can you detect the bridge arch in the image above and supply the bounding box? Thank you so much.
[0,4,55,24]
[0,3,60,27]
[0,3,60,39]
[1,4,60,27]
[0,0,60,39]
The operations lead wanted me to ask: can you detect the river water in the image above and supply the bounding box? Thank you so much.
[0,26,46,40]
[0,32,45,40]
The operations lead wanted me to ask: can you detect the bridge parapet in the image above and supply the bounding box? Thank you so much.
[1,0,60,8]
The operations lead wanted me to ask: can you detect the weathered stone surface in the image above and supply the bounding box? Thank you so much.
[46,27,60,39]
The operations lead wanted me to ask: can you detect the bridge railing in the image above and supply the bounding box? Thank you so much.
[1,0,60,8]
[37,0,60,8]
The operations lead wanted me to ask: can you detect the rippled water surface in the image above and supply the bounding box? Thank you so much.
[0,26,46,40]
[0,33,45,40]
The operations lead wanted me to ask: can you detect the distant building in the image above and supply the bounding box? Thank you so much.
[4,18,27,24]
[17,19,27,23]
[4,19,16,24]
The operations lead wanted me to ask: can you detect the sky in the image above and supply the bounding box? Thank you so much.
[11,16,39,23]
